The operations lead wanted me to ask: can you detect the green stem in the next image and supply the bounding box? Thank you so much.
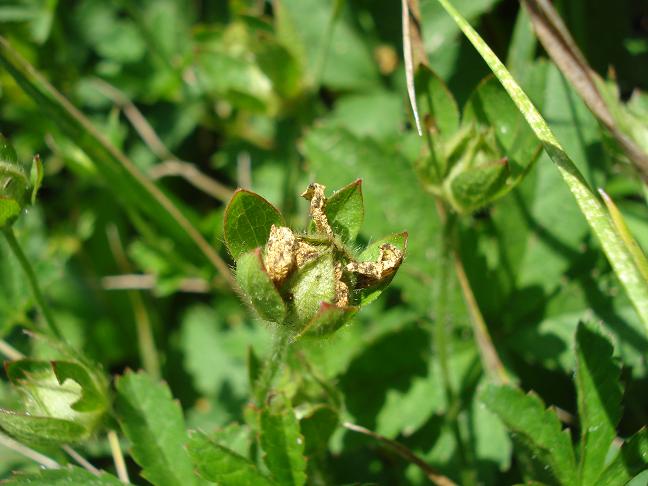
[435,214,477,486]
[2,227,63,340]
[255,331,291,405]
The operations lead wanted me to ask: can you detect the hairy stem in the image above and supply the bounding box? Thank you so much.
[2,227,63,340]
[254,331,291,406]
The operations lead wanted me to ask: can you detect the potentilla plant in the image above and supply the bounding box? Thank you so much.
[224,180,407,402]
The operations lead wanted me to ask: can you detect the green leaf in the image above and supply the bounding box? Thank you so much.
[0,199,21,228]
[259,394,307,486]
[480,384,578,485]
[323,179,364,243]
[296,302,357,339]
[597,428,648,486]
[115,370,197,486]
[236,248,287,323]
[224,189,284,259]
[414,65,460,139]
[187,429,276,486]
[436,0,648,332]
[575,322,623,485]
[286,252,336,327]
[447,157,509,213]
[0,409,87,445]
[356,232,408,306]
[463,76,540,176]
[299,405,339,457]
[2,466,124,485]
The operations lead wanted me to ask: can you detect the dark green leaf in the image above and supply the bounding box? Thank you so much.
[224,189,284,259]
[187,429,276,486]
[356,232,408,306]
[2,466,125,485]
[323,179,364,243]
[575,322,623,485]
[481,384,577,485]
[597,428,648,486]
[299,405,339,457]
[259,394,307,486]
[297,302,357,339]
[115,371,197,486]
[236,248,287,323]
[414,66,460,139]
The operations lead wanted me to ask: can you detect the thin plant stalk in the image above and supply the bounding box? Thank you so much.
[106,225,160,380]
[254,331,291,406]
[0,432,60,469]
[2,227,63,340]
[108,430,130,483]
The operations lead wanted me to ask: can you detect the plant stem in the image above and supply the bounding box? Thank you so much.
[108,430,130,483]
[255,331,291,406]
[0,431,60,469]
[2,227,63,340]
[106,225,161,380]
[343,422,457,486]
[62,444,101,476]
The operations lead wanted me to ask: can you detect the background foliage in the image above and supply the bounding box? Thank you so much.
[0,0,647,484]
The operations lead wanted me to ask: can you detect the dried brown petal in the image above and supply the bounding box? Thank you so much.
[263,225,296,282]
[346,243,404,281]
[301,182,334,239]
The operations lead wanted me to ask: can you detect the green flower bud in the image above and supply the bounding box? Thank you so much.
[226,182,406,339]
[0,359,110,445]
[0,134,42,228]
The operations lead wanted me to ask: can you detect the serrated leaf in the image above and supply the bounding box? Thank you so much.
[259,394,307,486]
[575,322,623,485]
[187,429,276,486]
[414,65,460,139]
[322,179,364,242]
[236,248,287,323]
[356,232,408,306]
[115,371,197,486]
[480,384,577,485]
[2,466,125,485]
[224,189,284,259]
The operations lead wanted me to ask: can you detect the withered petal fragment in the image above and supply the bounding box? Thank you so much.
[333,261,349,308]
[346,243,404,281]
[301,182,334,239]
[263,224,296,282]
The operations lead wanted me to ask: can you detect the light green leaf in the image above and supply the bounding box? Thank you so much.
[323,179,364,243]
[2,466,124,485]
[259,394,307,486]
[115,371,197,486]
[286,252,336,327]
[236,248,287,323]
[575,322,623,485]
[187,429,276,486]
[0,409,86,445]
[224,189,284,259]
[481,384,577,485]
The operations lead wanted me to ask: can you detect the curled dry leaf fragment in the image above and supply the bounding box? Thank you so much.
[264,225,296,282]
[301,182,334,239]
[346,243,404,284]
